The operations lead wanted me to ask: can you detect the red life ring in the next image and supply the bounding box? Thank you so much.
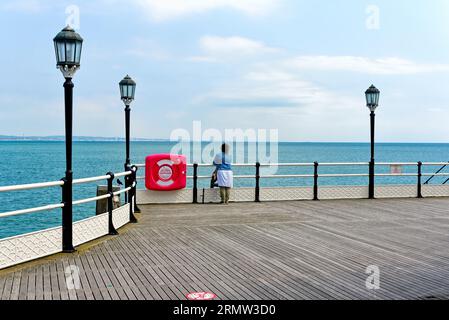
[145,154,187,191]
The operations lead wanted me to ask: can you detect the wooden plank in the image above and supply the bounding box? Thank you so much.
[79,254,103,300]
[43,264,52,300]
[10,271,22,300]
[1,273,13,300]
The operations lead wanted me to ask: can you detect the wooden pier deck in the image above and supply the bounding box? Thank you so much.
[1,198,449,300]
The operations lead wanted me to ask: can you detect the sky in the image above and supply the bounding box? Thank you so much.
[1,0,449,142]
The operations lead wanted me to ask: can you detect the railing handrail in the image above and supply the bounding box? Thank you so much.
[0,203,65,219]
[136,161,449,168]
[0,180,64,193]
[73,175,112,185]
[4,160,449,220]
[376,162,419,166]
[0,170,135,219]
[134,162,449,182]
[422,162,449,166]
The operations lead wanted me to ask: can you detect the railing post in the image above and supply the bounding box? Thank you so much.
[129,166,138,223]
[124,164,131,204]
[417,161,423,198]
[313,162,319,201]
[107,172,118,235]
[61,177,75,252]
[193,163,198,204]
[255,162,261,202]
[133,166,141,213]
[369,160,375,199]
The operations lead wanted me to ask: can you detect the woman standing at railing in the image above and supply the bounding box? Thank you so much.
[213,143,233,204]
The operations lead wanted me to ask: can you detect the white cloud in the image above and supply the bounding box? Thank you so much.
[187,56,219,63]
[287,56,449,75]
[189,35,280,62]
[196,67,359,112]
[200,35,279,55]
[192,68,366,141]
[135,0,279,22]
[125,37,172,60]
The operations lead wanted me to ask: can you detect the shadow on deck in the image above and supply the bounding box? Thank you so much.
[1,198,449,300]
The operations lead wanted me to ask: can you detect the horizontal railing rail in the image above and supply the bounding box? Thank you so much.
[0,170,135,220]
[0,203,65,219]
[135,162,449,179]
[0,180,65,193]
[133,161,449,203]
[73,175,112,185]
[3,161,449,221]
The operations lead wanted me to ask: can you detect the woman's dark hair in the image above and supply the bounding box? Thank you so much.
[221,143,229,153]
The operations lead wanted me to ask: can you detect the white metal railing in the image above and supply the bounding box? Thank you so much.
[3,161,449,219]
[135,162,449,181]
[0,203,65,219]
[72,194,110,206]
[131,161,449,205]
[0,180,65,193]
[0,167,137,271]
[0,170,134,220]
[133,161,449,206]
[73,175,111,185]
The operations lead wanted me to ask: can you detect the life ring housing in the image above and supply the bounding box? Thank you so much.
[145,154,187,191]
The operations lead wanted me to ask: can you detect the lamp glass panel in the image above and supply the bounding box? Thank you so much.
[57,42,66,63]
[74,41,82,64]
[54,43,59,63]
[131,85,136,99]
[128,85,135,99]
[374,93,379,105]
[66,41,76,63]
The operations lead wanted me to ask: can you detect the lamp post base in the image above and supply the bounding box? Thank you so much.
[130,214,138,224]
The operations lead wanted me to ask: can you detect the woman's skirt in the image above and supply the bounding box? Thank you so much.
[217,170,233,188]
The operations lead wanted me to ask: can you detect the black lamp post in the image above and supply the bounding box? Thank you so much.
[53,26,83,252]
[119,75,140,216]
[365,85,380,199]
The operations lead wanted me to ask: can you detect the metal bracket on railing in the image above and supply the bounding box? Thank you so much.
[107,172,119,235]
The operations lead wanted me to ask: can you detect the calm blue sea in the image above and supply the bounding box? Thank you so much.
[1,141,449,239]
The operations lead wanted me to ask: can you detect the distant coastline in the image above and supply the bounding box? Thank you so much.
[0,135,167,142]
[1,135,448,144]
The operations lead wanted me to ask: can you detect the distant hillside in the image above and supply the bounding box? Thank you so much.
[0,135,168,142]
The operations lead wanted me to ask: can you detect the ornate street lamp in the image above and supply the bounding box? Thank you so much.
[119,75,136,166]
[53,26,83,252]
[119,75,139,219]
[365,85,380,199]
